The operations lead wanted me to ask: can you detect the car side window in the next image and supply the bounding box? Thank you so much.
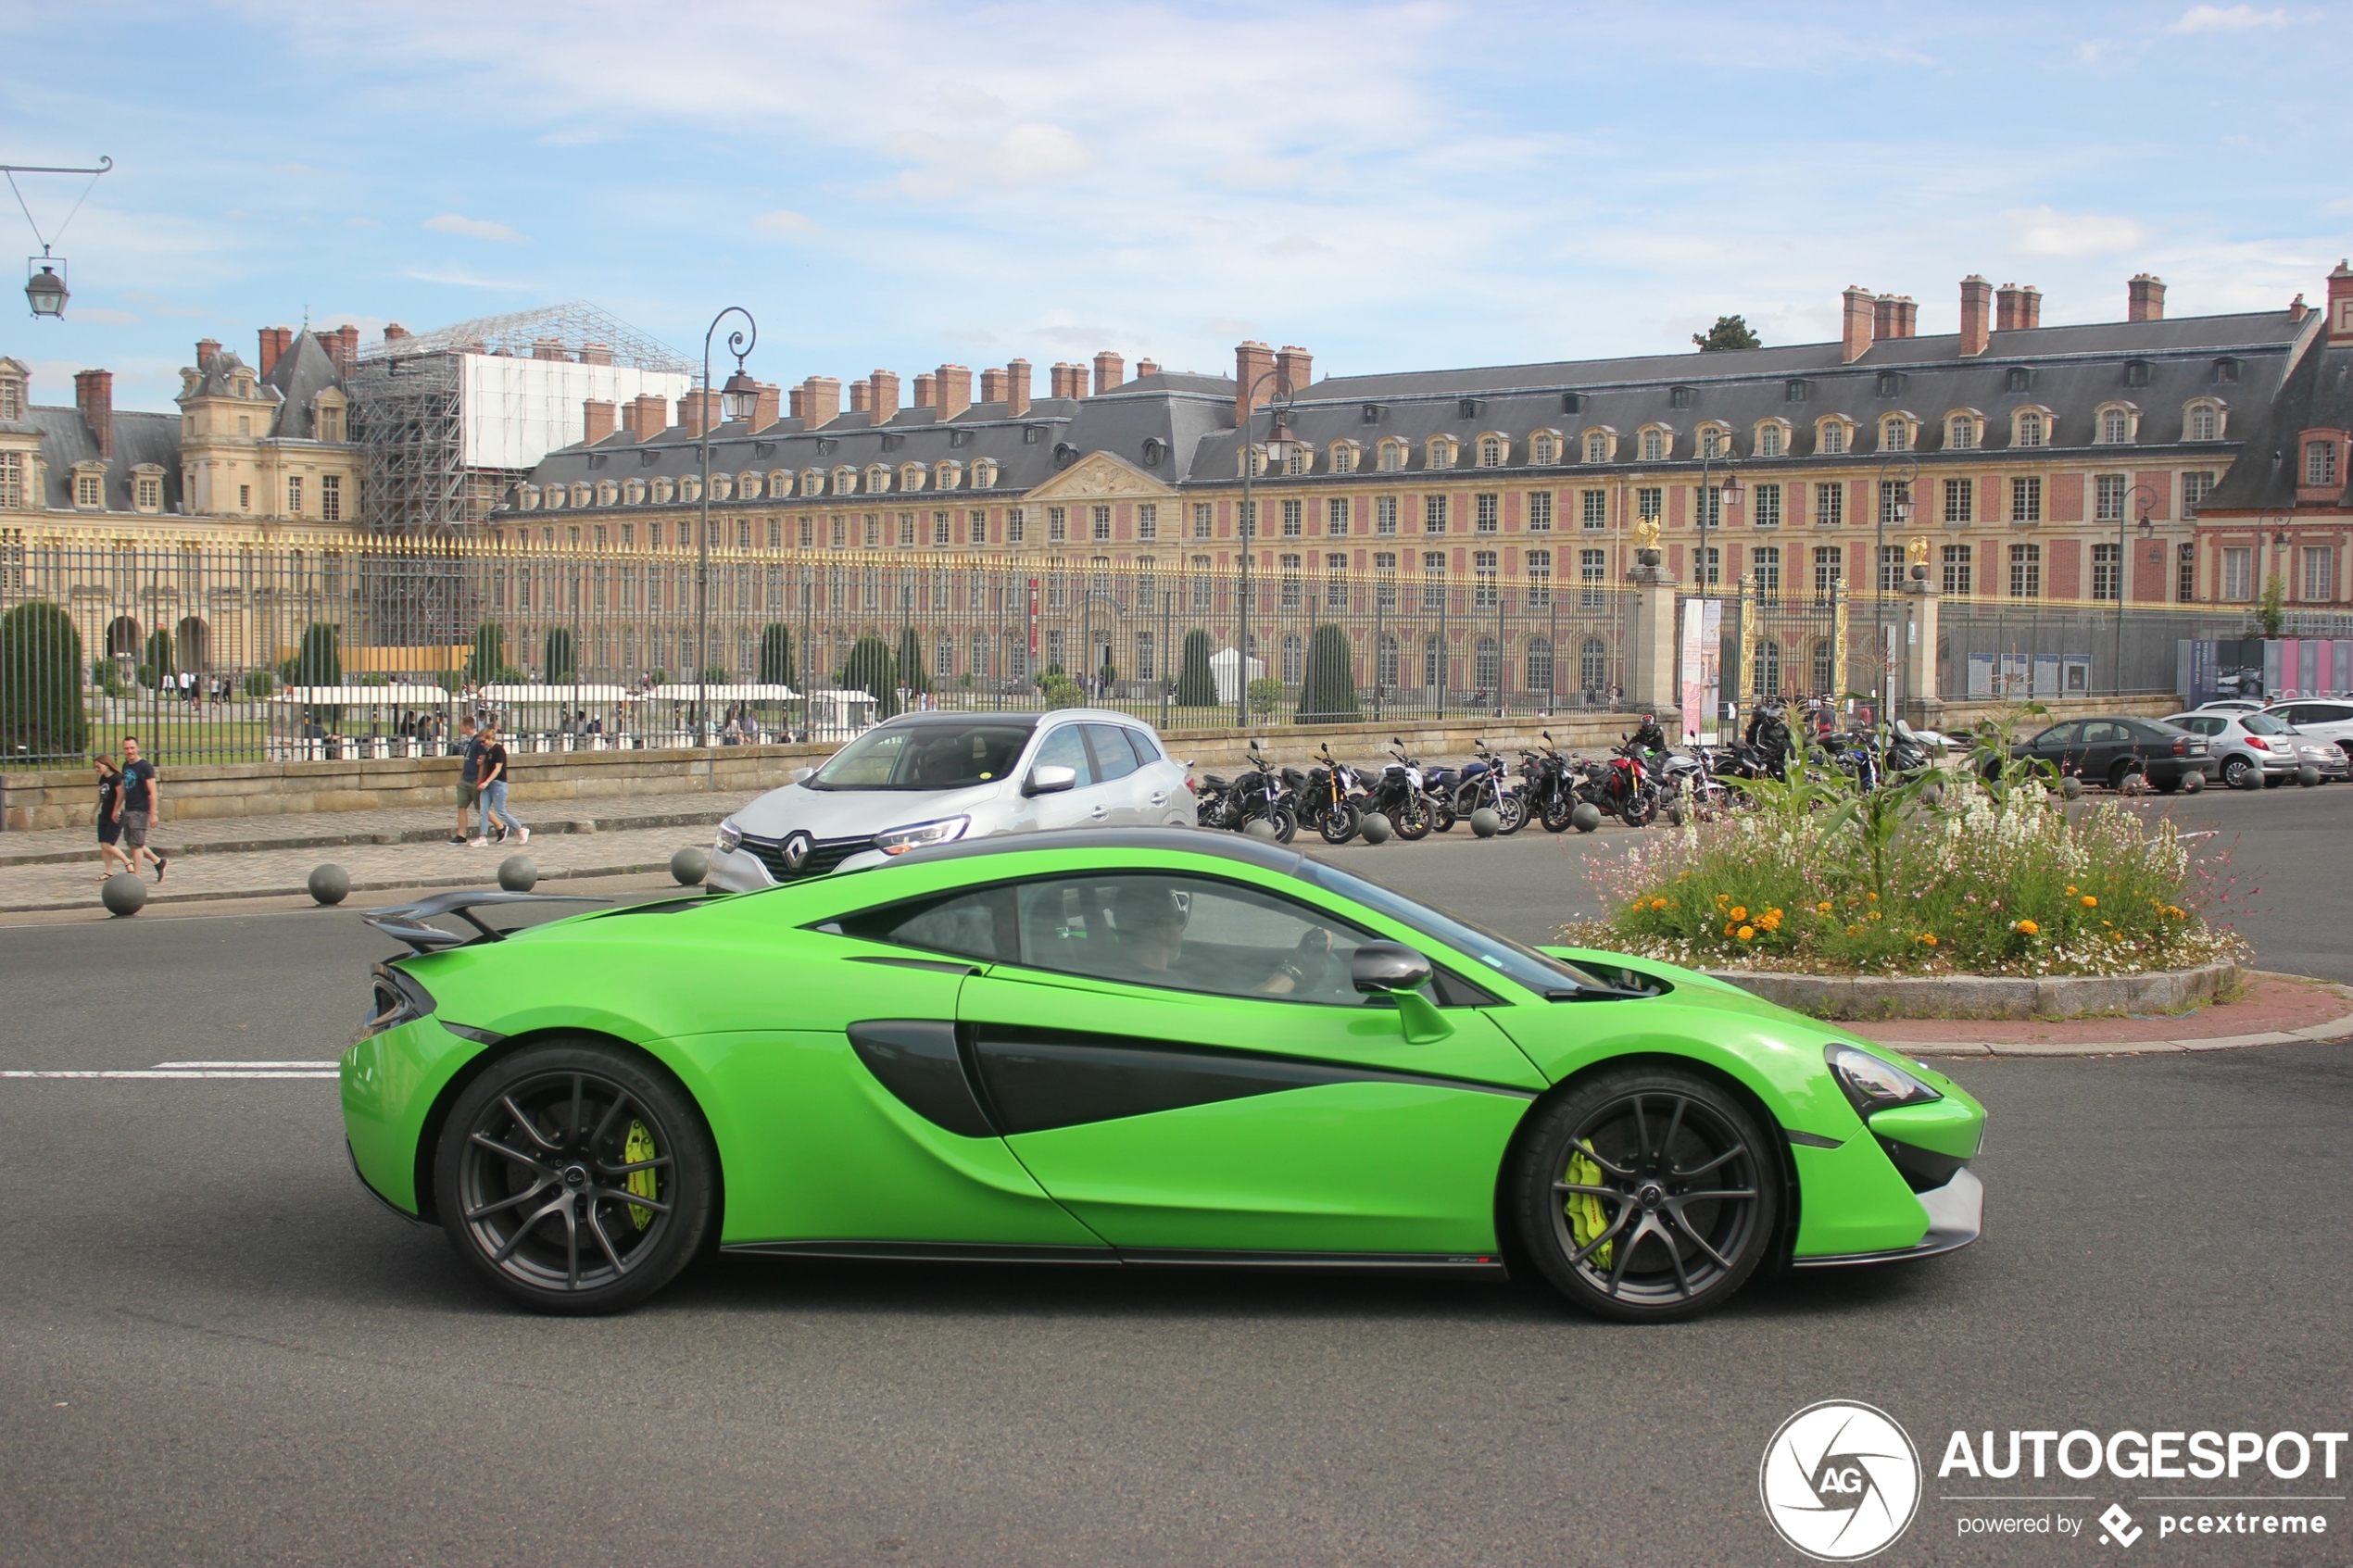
[1083,723,1139,783]
[2316,705,2353,724]
[833,885,1016,963]
[1029,725,1095,787]
[1011,872,1379,1005]
[2036,723,2080,748]
[1124,728,1164,767]
[2080,721,2121,744]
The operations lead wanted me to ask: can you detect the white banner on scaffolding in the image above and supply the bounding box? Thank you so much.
[1680,597,1722,744]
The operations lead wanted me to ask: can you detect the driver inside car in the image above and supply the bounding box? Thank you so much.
[1104,882,1333,995]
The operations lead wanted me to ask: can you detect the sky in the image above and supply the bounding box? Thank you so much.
[6,1,2351,413]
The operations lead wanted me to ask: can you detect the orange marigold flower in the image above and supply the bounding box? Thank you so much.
[2014,919,2040,935]
[1649,897,1668,910]
[1866,892,1880,902]
[1736,925,1755,942]
[1815,901,1833,914]
[1730,906,1748,922]
[1919,934,1938,947]
[2066,884,2079,896]
[1844,924,1865,937]
[1867,909,1882,921]
[2082,895,2098,908]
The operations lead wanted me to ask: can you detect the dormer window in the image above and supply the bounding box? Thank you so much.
[518,484,541,511]
[1818,419,1849,457]
[132,466,163,512]
[2215,358,2241,383]
[1755,420,1788,458]
[2007,367,2032,394]
[799,467,825,496]
[1669,385,1693,410]
[2014,410,2046,447]
[1427,435,1459,469]
[2096,405,2138,445]
[2309,439,2340,487]
[971,458,999,487]
[1378,438,1406,472]
[833,465,860,494]
[1946,412,1980,450]
[1638,427,1667,462]
[863,464,891,494]
[2185,401,2223,442]
[571,483,593,508]
[1284,444,1308,476]
[766,469,789,497]
[1880,415,1913,452]
[651,477,675,504]
[624,478,645,505]
[1785,380,1809,403]
[1698,425,1728,460]
[733,470,758,499]
[900,461,926,493]
[1583,428,1615,463]
[1529,431,1559,465]
[1477,434,1505,468]
[543,483,566,510]
[73,467,104,508]
[1875,371,1904,398]
[1243,444,1267,479]
[1328,440,1361,474]
[933,459,962,490]
[708,474,734,503]
[0,365,22,421]
[2124,359,2151,388]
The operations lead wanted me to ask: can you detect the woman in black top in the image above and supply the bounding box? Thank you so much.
[94,757,132,880]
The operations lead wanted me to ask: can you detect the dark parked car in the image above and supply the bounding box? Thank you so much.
[1992,717,2214,793]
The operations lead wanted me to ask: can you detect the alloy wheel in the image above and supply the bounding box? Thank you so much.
[1544,1087,1768,1313]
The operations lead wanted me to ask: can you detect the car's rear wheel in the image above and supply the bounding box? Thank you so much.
[2222,754,2257,789]
[1511,1067,1780,1323]
[434,1040,716,1314]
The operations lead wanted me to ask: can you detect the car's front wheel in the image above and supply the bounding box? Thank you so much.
[1510,1067,1780,1323]
[434,1040,717,1314]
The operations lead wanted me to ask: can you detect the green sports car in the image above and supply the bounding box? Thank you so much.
[343,830,1985,1320]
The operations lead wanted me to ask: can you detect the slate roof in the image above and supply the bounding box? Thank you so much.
[260,329,347,441]
[29,407,183,512]
[2199,335,2353,512]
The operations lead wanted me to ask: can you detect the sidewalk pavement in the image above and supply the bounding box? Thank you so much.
[1867,972,2353,1058]
[0,800,754,912]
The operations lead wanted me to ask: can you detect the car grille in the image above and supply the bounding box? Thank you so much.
[738,832,872,883]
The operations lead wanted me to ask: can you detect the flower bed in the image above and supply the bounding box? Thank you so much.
[1566,773,2241,982]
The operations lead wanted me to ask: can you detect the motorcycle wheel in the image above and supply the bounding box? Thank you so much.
[1392,797,1432,841]
[1317,800,1361,846]
[1620,790,1657,828]
[1541,796,1576,834]
[1496,793,1529,834]
[1428,798,1457,833]
[1267,805,1298,845]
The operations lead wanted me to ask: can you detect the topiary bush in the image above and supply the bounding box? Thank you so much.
[1296,622,1359,723]
[138,627,173,689]
[1175,630,1216,708]
[840,635,900,719]
[542,626,576,683]
[758,623,797,686]
[1247,676,1283,720]
[1,599,89,759]
[896,627,927,696]
[467,622,506,684]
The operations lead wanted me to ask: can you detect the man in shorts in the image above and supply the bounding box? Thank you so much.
[117,735,167,882]
[451,714,482,846]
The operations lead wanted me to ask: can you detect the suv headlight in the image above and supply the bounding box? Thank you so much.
[874,816,970,856]
[715,820,742,854]
[1824,1043,1944,1117]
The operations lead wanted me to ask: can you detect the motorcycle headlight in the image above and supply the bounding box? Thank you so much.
[1824,1044,1943,1117]
[715,820,743,855]
[874,816,970,856]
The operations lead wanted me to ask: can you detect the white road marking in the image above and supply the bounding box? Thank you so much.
[3,1060,340,1080]
[154,1060,339,1070]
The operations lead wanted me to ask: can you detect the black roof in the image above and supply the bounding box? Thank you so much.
[30,405,183,512]
[2200,336,2353,512]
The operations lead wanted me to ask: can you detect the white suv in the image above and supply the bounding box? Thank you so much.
[706,709,1196,891]
[2266,699,2353,763]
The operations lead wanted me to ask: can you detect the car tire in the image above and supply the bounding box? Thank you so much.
[434,1039,717,1315]
[1510,1066,1780,1323]
[2222,755,2257,790]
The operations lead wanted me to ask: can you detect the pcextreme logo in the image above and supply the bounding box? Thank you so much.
[1760,1400,1923,1562]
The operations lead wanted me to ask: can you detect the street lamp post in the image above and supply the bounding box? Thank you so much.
[1874,456,1919,717]
[697,307,760,769]
[1693,443,1742,600]
[4,156,111,320]
[1234,368,1295,727]
[2116,483,2160,695]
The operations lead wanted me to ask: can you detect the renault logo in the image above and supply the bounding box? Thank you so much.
[781,832,813,872]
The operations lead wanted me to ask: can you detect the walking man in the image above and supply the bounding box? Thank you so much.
[450,713,482,846]
[117,735,168,882]
[471,719,528,848]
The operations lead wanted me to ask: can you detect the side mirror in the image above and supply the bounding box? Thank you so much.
[1351,942,1433,996]
[788,766,814,784]
[1025,764,1077,797]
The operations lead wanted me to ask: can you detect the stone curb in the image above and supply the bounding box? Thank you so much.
[1707,961,2242,1022]
[1894,1013,2353,1058]
[0,857,685,914]
[0,806,735,868]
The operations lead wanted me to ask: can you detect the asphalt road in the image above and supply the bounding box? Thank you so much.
[2,820,2348,1566]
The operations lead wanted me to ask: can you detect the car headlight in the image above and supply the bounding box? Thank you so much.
[1824,1043,1944,1117]
[715,820,743,855]
[873,816,970,856]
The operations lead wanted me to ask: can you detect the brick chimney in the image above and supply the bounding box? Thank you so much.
[2289,293,2309,323]
[849,379,873,415]
[750,383,781,429]
[1872,295,1897,339]
[936,364,973,420]
[1959,275,1993,357]
[532,337,567,361]
[1276,345,1314,395]
[913,372,937,408]
[1234,340,1277,424]
[979,367,1005,405]
[256,326,290,377]
[1136,358,1160,378]
[870,370,900,422]
[73,370,113,459]
[801,376,842,426]
[331,324,359,376]
[1995,284,2022,332]
[675,390,716,437]
[2020,286,2042,329]
[2330,260,2353,344]
[1839,287,1875,364]
[1047,362,1072,399]
[579,341,612,366]
[1006,358,1032,418]
[583,399,616,444]
[788,386,805,420]
[2127,274,2166,322]
[1893,297,1918,338]
[196,337,221,369]
[382,324,409,345]
[630,392,668,439]
[1092,350,1124,393]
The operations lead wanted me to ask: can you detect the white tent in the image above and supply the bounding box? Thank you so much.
[472,683,639,707]
[272,685,454,707]
[645,683,801,703]
[1207,647,1265,706]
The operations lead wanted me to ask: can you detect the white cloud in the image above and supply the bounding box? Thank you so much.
[752,208,823,236]
[69,307,142,325]
[400,266,535,290]
[2166,5,2288,32]
[2007,206,2151,257]
[423,212,526,244]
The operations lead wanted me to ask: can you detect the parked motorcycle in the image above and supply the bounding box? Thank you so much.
[1452,738,1528,833]
[1577,740,1659,827]
[1230,739,1298,843]
[1520,733,1583,834]
[1302,744,1363,845]
[1361,743,1437,840]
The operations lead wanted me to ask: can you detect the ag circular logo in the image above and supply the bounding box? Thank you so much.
[1759,1400,1921,1562]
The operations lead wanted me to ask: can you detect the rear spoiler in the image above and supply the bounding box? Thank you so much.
[360,890,610,955]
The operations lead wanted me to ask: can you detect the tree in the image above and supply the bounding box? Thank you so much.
[467,622,506,684]
[896,626,928,696]
[281,621,342,686]
[0,600,88,759]
[1175,629,1217,707]
[1296,622,1361,723]
[2249,573,2286,638]
[1041,672,1085,709]
[1692,315,1762,352]
[840,634,900,719]
[542,626,577,683]
[1247,676,1283,719]
[758,623,797,686]
[138,627,174,689]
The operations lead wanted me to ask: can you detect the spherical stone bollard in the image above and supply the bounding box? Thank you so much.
[1358,812,1392,845]
[1570,803,1604,834]
[2299,764,2322,788]
[1469,807,1501,838]
[1242,818,1279,842]
[2060,775,2085,801]
[497,855,538,893]
[2181,771,2205,794]
[2231,762,2262,791]
[100,872,147,917]
[307,863,350,906]
[670,846,711,885]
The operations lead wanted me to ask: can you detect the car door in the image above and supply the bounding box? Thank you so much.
[956,870,1546,1259]
[1114,725,1189,825]
[1079,722,1147,825]
[1021,721,1112,831]
[2076,720,2124,781]
[2029,721,2081,774]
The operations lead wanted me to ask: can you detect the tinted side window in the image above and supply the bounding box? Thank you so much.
[1124,728,1164,767]
[1030,725,1095,786]
[1083,723,1139,783]
[1012,872,1378,1005]
[2035,723,2080,747]
[2080,721,2122,744]
[2316,705,2353,724]
[835,886,1015,963]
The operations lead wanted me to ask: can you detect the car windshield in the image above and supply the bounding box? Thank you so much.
[1299,859,1622,997]
[2241,712,2290,736]
[806,721,1036,791]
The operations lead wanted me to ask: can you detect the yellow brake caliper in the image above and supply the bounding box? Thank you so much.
[623,1120,659,1230]
[1566,1151,1613,1271]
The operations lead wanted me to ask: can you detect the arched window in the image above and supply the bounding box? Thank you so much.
[1378,633,1400,688]
[900,462,926,492]
[832,465,860,494]
[1478,435,1504,468]
[1699,426,1725,460]
[1754,639,1781,698]
[1423,634,1444,689]
[1584,430,1610,463]
[1819,420,1848,456]
[1530,432,1556,465]
[1428,435,1458,469]
[799,468,825,495]
[1329,441,1359,474]
[864,464,893,493]
[1474,635,1500,692]
[1757,423,1785,458]
[1881,418,1909,452]
[1947,415,1977,450]
[1284,444,1308,477]
[1378,439,1406,472]
[2185,402,2221,442]
[2099,408,2133,444]
[2015,411,2045,447]
[1527,637,1554,694]
[1579,636,1608,695]
[1812,637,1836,694]
[1640,428,1666,462]
[1281,633,1302,684]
